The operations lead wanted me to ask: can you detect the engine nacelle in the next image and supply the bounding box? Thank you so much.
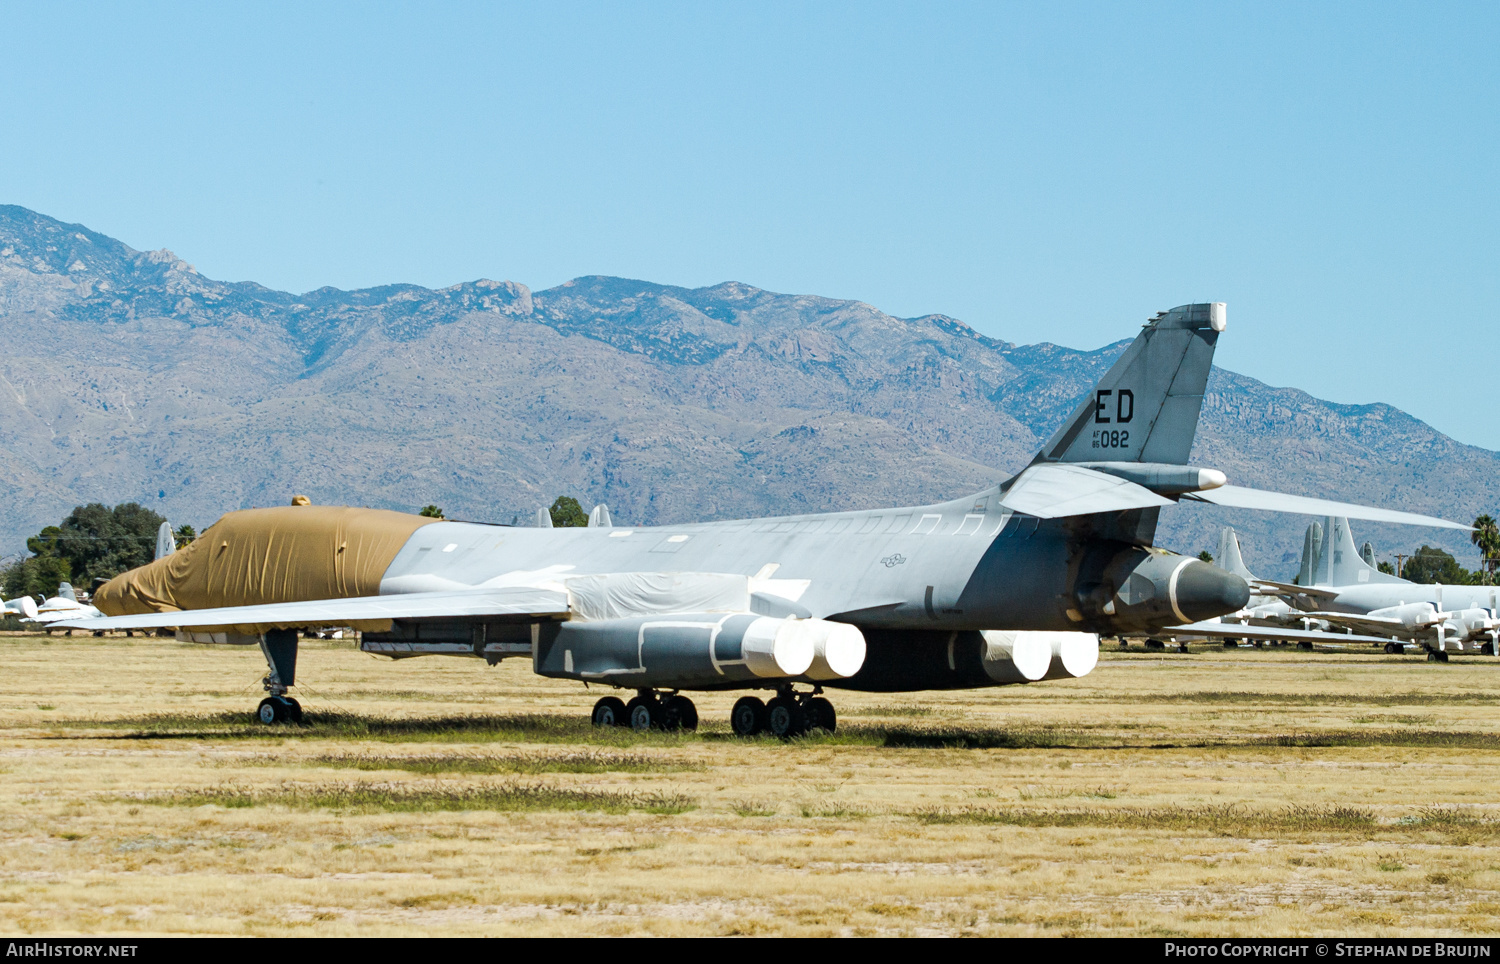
[830,629,1098,692]
[1071,544,1250,634]
[534,613,866,689]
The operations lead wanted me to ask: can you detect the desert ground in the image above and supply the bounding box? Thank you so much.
[2,630,1499,937]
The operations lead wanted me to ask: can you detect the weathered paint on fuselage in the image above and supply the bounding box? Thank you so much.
[374,483,1084,633]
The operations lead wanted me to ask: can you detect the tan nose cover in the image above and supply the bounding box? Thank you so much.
[95,506,439,631]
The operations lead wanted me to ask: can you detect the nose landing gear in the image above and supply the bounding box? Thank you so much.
[254,629,302,724]
[732,686,837,738]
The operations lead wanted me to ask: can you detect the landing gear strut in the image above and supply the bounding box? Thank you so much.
[591,691,698,731]
[255,629,302,724]
[732,686,836,738]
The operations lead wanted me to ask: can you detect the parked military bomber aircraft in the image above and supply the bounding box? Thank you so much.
[61,302,1466,734]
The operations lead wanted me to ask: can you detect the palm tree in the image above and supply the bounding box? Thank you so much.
[1472,514,1500,584]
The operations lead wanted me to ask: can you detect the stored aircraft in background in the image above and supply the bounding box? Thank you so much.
[1254,517,1499,660]
[61,302,1468,732]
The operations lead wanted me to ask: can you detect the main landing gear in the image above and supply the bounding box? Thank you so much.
[731,686,836,739]
[591,691,698,732]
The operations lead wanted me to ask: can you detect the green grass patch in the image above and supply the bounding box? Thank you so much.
[65,711,702,746]
[143,781,696,815]
[1258,730,1500,749]
[912,803,1500,838]
[254,750,699,775]
[1108,691,1500,707]
[845,704,934,717]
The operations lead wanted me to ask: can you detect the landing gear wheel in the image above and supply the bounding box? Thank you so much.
[1427,650,1450,663]
[1145,638,1165,651]
[626,694,660,730]
[256,696,298,724]
[592,696,628,728]
[805,697,836,734]
[731,696,767,737]
[1298,641,1313,650]
[766,697,805,739]
[1483,642,1496,656]
[663,695,698,732]
[1177,642,1189,654]
[1221,639,1238,648]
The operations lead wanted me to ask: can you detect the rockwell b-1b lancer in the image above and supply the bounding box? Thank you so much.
[61,302,1467,734]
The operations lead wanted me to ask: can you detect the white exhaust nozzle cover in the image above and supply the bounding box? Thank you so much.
[1041,631,1100,680]
[1209,302,1227,332]
[742,616,816,678]
[802,620,867,680]
[980,631,1053,683]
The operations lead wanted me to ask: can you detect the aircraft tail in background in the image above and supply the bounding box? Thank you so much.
[1299,516,1408,587]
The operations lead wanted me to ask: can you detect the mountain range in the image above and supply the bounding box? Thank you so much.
[1,204,1494,578]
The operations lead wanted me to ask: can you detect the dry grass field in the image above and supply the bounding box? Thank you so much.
[3,630,1500,937]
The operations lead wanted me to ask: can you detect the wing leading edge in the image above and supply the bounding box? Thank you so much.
[55,587,570,633]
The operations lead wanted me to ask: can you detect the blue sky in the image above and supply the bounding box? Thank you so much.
[3,1,1497,448]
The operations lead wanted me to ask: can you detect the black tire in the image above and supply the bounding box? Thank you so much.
[1144,638,1164,650]
[625,695,659,731]
[283,697,303,723]
[731,696,767,737]
[256,698,282,724]
[592,696,627,728]
[1298,641,1313,650]
[663,695,698,732]
[766,697,804,738]
[1483,642,1495,656]
[805,697,836,734]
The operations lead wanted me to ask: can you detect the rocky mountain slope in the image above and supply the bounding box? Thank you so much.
[1,205,1494,578]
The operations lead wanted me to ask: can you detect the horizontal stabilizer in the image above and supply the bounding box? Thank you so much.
[999,464,1173,519]
[1182,485,1468,530]
[1162,621,1405,646]
[55,587,570,632]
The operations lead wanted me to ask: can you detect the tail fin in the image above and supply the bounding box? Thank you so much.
[1215,527,1256,581]
[58,582,76,602]
[1313,516,1408,586]
[155,521,176,561]
[1038,302,1225,465]
[1295,522,1322,585]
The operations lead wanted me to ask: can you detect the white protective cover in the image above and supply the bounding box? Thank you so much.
[741,616,817,678]
[979,630,1054,683]
[565,572,750,622]
[1037,631,1100,680]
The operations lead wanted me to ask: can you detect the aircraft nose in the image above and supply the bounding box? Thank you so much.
[1173,561,1250,622]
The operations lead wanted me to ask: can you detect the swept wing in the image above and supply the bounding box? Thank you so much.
[56,587,569,632]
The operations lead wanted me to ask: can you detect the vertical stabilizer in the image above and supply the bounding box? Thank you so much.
[58,582,77,602]
[155,521,176,561]
[1296,522,1323,586]
[536,507,554,528]
[1214,527,1256,581]
[588,504,613,528]
[1038,302,1225,466]
[1317,517,1408,586]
